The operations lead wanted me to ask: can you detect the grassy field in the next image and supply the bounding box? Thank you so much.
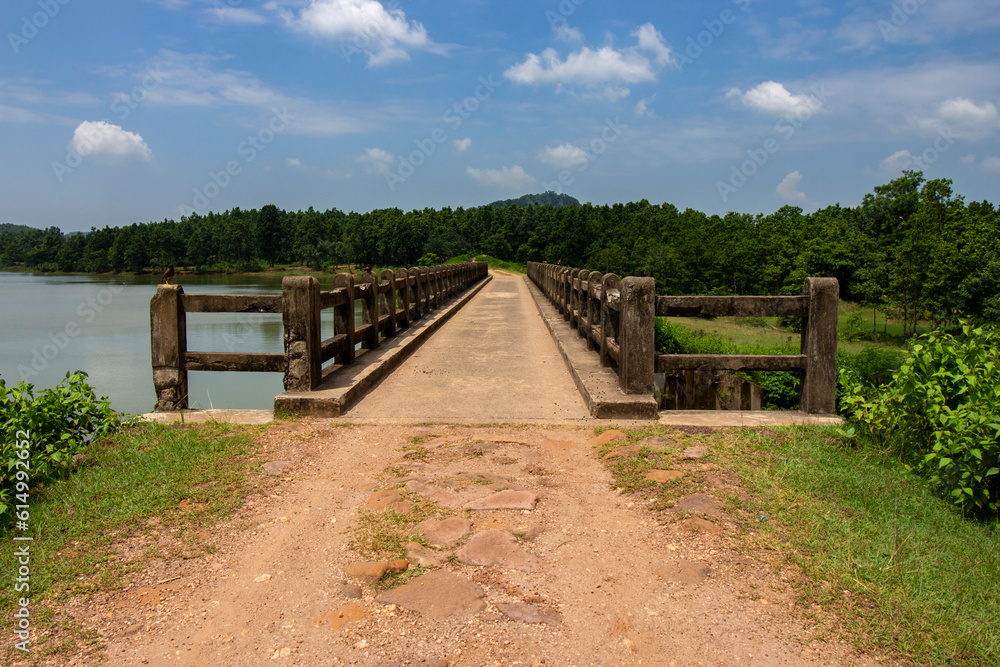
[0,422,263,664]
[599,424,1000,666]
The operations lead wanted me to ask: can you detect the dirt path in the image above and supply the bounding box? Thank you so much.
[51,421,886,667]
[345,272,588,421]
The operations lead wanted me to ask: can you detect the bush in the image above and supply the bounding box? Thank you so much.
[839,325,1000,517]
[0,371,120,525]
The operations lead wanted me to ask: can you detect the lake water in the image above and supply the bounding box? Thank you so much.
[0,271,349,416]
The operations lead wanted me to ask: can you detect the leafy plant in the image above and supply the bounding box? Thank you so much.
[0,371,120,524]
[840,324,1000,517]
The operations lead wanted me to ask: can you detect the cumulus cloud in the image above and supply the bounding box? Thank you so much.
[71,121,153,161]
[635,96,656,118]
[554,24,583,44]
[982,156,1000,172]
[504,23,672,96]
[728,81,822,118]
[284,0,435,66]
[538,143,588,170]
[356,147,395,173]
[287,158,302,167]
[776,171,808,203]
[961,154,978,165]
[453,137,472,153]
[936,98,1000,140]
[466,165,536,189]
[880,149,915,173]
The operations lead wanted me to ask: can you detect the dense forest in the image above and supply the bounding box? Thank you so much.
[2,171,997,326]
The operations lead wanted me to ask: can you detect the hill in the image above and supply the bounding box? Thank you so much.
[489,191,580,208]
[0,223,40,235]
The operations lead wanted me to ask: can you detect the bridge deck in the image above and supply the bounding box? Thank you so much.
[345,272,589,421]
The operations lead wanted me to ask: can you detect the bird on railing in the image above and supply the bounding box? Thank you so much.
[163,263,175,284]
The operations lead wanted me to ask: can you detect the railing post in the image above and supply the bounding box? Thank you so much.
[409,267,422,319]
[333,272,356,366]
[282,276,321,392]
[396,268,411,329]
[380,270,397,338]
[587,271,602,350]
[618,276,655,395]
[361,271,380,349]
[800,277,839,414]
[600,274,620,367]
[150,284,188,411]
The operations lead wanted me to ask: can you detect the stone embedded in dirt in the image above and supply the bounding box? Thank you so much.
[590,430,628,447]
[640,436,677,449]
[659,561,711,585]
[365,489,413,514]
[407,542,443,568]
[416,517,473,548]
[465,490,539,511]
[676,493,723,516]
[253,573,271,583]
[375,570,485,620]
[645,469,685,484]
[386,658,450,667]
[405,480,464,507]
[456,530,541,572]
[316,603,368,630]
[262,461,293,476]
[344,561,389,585]
[495,602,562,625]
[541,439,575,450]
[333,582,364,599]
[679,446,710,460]
[524,524,547,541]
[603,444,644,460]
[680,517,722,534]
[388,559,410,574]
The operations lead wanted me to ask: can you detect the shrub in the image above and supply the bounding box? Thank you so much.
[839,325,1000,517]
[0,371,120,525]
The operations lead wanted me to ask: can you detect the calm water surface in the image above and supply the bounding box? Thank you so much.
[0,271,344,415]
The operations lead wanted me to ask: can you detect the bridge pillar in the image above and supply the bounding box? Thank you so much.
[800,277,839,414]
[282,276,321,392]
[150,284,188,411]
[619,276,655,395]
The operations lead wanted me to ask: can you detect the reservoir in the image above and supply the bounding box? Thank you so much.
[0,271,349,416]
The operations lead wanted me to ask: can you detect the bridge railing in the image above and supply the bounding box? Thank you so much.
[528,262,838,414]
[151,262,488,411]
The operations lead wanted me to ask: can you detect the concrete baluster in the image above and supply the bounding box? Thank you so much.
[150,284,188,411]
[282,276,321,391]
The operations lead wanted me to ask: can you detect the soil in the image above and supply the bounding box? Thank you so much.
[28,420,894,667]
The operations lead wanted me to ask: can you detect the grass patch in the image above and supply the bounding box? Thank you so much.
[605,424,1000,665]
[350,494,444,561]
[0,421,260,663]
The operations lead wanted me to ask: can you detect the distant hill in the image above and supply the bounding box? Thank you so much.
[489,191,581,208]
[0,223,40,235]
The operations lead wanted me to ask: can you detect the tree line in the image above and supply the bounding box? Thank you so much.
[1,171,997,326]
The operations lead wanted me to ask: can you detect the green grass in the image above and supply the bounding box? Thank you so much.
[0,421,261,663]
[604,425,1000,665]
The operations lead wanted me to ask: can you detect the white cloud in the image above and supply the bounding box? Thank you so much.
[286,158,302,167]
[538,143,588,170]
[635,96,656,118]
[283,0,435,66]
[880,149,915,173]
[70,121,153,161]
[0,104,45,123]
[961,154,978,165]
[982,156,1000,172]
[466,165,536,189]
[356,147,395,174]
[504,23,672,95]
[204,7,267,25]
[728,81,821,118]
[937,98,1000,140]
[776,171,808,203]
[554,24,583,44]
[452,137,471,152]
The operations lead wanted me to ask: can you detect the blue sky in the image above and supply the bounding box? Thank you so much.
[2,0,1000,232]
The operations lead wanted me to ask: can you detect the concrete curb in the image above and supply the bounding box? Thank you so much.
[273,275,494,417]
[524,277,659,420]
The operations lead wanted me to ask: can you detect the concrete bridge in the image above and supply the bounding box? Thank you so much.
[149,261,840,425]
